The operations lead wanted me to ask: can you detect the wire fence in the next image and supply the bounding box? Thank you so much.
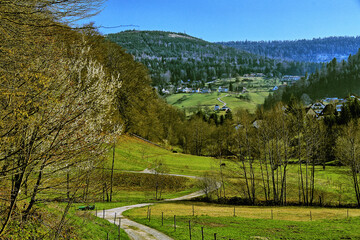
[135,205,356,240]
[98,204,357,240]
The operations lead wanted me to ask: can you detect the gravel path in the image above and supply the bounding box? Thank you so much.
[96,172,217,240]
[217,94,229,106]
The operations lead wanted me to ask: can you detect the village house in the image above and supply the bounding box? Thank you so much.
[201,88,211,93]
[161,88,170,94]
[218,86,229,93]
[305,107,317,117]
[182,87,192,93]
[221,106,230,111]
[310,102,326,115]
[282,75,302,85]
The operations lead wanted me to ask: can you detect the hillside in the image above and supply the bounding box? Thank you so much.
[106,30,320,89]
[165,76,277,113]
[218,36,360,63]
[264,48,360,108]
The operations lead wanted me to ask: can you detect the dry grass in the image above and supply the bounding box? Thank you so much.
[127,202,360,221]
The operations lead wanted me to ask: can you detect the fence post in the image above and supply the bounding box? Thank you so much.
[95,208,97,217]
[271,209,273,219]
[192,205,195,216]
[214,232,217,240]
[103,209,105,219]
[118,217,121,240]
[310,211,312,221]
[233,206,235,217]
[147,206,150,219]
[149,208,151,222]
[162,212,164,226]
[174,215,176,231]
[201,227,204,240]
[107,232,109,240]
[114,212,117,224]
[189,220,191,239]
[347,209,349,218]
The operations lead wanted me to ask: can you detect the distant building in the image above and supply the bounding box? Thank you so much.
[162,88,170,94]
[182,87,192,93]
[310,102,326,115]
[221,106,230,111]
[201,89,211,93]
[272,86,279,91]
[218,86,229,93]
[252,120,264,129]
[282,75,302,84]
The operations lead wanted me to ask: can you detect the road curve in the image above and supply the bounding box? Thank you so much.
[96,172,217,240]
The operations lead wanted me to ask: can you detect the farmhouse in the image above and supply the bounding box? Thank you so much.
[201,88,211,93]
[310,102,325,115]
[221,106,230,111]
[218,86,229,93]
[282,75,302,85]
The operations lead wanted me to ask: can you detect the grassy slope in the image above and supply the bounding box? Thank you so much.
[110,135,356,205]
[109,135,219,176]
[125,202,360,240]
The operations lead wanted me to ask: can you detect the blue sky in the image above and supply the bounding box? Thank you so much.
[79,0,360,42]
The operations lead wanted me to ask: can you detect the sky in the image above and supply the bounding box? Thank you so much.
[78,0,360,42]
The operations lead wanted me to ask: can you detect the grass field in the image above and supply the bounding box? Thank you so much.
[108,135,219,176]
[124,202,360,240]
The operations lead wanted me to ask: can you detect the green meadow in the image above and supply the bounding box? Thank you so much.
[108,135,219,176]
[124,202,360,240]
[108,135,357,205]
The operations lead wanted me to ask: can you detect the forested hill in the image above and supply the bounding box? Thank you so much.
[264,49,360,108]
[218,36,360,63]
[106,30,320,88]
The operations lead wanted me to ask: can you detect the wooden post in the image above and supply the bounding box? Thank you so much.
[271,209,273,219]
[149,208,151,222]
[114,212,117,224]
[147,206,150,219]
[310,211,312,221]
[347,209,349,218]
[107,232,109,240]
[214,232,217,240]
[189,220,191,239]
[95,208,97,217]
[233,206,236,217]
[118,217,121,240]
[192,205,194,216]
[174,215,176,231]
[201,227,204,240]
[162,212,164,226]
[103,209,105,219]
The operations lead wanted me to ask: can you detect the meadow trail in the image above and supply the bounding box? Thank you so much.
[96,172,218,240]
[217,94,229,106]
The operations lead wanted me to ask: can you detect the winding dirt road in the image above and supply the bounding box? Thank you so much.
[96,171,217,240]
